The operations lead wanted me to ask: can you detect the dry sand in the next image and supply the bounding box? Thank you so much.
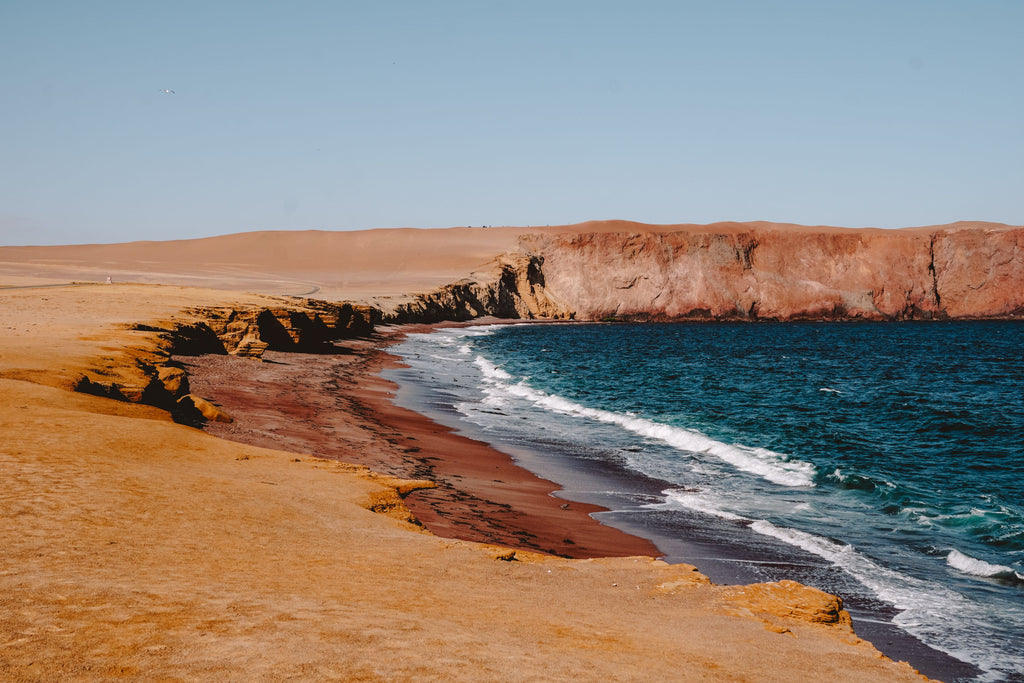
[0,227,528,300]
[0,238,935,680]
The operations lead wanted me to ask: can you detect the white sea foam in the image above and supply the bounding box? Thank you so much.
[667,491,997,629]
[473,355,816,488]
[426,327,497,350]
[748,520,1024,678]
[947,549,1024,582]
[457,326,499,336]
[749,520,873,578]
[662,488,748,521]
[432,334,458,347]
[657,488,1024,679]
[747,523,939,613]
[474,356,512,381]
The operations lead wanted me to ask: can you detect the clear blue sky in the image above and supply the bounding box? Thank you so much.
[2,1,1022,245]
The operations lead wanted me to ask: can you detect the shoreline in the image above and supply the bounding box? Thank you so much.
[181,321,659,560]
[185,319,977,682]
[384,322,981,683]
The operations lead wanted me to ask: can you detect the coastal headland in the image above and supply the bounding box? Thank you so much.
[4,220,1019,680]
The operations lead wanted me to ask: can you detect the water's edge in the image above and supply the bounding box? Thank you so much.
[383,324,981,682]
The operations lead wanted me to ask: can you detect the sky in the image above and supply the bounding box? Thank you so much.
[1,1,1022,246]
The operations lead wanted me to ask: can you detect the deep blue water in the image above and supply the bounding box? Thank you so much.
[388,322,1024,682]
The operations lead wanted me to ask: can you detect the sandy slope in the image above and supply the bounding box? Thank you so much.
[0,227,527,300]
[0,283,931,681]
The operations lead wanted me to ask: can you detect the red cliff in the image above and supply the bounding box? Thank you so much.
[515,221,1024,321]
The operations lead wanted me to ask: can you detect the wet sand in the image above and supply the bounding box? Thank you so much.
[180,322,660,560]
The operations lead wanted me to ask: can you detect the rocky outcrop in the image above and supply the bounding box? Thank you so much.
[718,580,855,636]
[176,394,233,424]
[73,299,377,422]
[384,253,572,323]
[188,300,375,356]
[512,223,1024,321]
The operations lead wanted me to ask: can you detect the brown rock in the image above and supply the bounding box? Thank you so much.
[176,393,233,423]
[156,365,188,395]
[718,579,855,632]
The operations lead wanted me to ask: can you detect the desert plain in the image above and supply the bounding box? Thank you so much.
[7,221,1015,681]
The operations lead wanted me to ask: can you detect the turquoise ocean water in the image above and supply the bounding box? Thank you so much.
[388,322,1024,682]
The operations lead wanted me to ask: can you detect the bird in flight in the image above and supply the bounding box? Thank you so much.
[159,89,175,94]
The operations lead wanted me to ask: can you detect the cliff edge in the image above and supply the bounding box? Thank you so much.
[500,221,1023,321]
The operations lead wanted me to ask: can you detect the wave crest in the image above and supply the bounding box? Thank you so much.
[947,549,1024,583]
[475,355,816,488]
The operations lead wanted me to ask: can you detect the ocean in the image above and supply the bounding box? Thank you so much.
[386,321,1024,682]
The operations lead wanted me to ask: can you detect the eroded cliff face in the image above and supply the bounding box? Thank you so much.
[932,228,1024,318]
[384,253,571,322]
[510,223,1023,321]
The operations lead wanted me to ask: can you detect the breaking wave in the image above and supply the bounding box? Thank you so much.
[473,356,816,488]
[947,549,1024,584]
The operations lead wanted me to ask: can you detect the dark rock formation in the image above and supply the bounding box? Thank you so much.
[384,254,570,323]
[72,300,378,423]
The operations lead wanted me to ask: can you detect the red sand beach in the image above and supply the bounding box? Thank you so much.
[179,323,660,560]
